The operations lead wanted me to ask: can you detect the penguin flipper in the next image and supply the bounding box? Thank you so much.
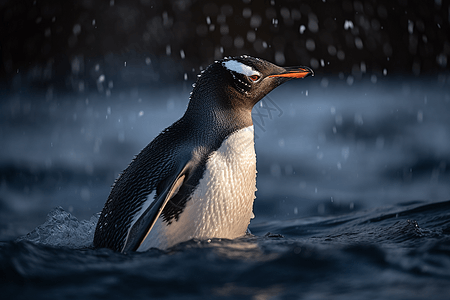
[121,162,190,253]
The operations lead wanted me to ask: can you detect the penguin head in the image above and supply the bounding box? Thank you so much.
[217,55,314,109]
[187,55,313,126]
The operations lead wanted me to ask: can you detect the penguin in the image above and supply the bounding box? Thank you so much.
[93,55,313,252]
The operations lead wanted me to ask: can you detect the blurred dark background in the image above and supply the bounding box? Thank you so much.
[1,0,449,95]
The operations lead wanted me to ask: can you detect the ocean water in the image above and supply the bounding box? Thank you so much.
[2,201,450,299]
[1,76,450,298]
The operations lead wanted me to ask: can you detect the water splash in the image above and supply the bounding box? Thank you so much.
[17,207,99,249]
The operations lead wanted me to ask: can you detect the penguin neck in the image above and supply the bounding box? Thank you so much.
[185,78,253,132]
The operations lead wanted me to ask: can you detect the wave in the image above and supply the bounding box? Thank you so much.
[2,200,450,299]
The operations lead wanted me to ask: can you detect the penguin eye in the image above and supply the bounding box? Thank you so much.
[249,75,260,82]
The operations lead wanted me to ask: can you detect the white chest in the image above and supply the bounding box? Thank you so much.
[139,125,257,250]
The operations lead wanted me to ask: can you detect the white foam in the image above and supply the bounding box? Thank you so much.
[222,60,260,77]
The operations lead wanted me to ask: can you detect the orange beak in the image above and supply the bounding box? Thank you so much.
[268,66,314,79]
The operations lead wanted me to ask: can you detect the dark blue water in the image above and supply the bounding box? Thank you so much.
[1,77,450,298]
[2,201,450,299]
